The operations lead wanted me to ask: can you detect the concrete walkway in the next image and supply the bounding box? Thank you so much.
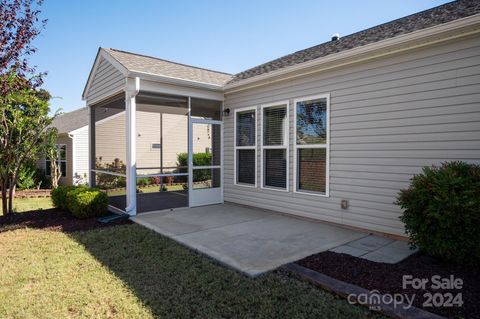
[330,234,418,263]
[131,203,366,276]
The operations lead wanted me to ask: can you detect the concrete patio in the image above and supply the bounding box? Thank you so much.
[131,203,367,276]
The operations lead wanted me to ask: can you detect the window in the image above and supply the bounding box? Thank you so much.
[261,102,288,190]
[46,144,67,177]
[294,95,329,196]
[234,107,257,186]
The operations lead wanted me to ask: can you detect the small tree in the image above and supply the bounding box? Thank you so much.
[1,0,46,94]
[44,127,61,188]
[0,74,56,215]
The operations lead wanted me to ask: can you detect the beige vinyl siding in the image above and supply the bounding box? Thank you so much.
[86,57,124,104]
[224,35,480,236]
[95,111,210,173]
[35,135,72,185]
[73,127,89,184]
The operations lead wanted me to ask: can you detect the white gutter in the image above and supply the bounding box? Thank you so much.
[224,14,480,93]
[128,70,228,91]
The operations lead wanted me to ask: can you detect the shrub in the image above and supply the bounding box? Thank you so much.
[51,185,78,210]
[136,177,150,187]
[66,188,108,219]
[176,152,213,181]
[16,162,37,190]
[397,161,480,264]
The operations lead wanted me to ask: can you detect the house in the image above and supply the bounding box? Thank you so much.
[82,0,480,237]
[41,107,212,185]
[37,107,90,186]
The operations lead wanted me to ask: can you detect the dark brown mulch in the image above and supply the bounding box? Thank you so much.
[297,251,480,319]
[0,209,131,233]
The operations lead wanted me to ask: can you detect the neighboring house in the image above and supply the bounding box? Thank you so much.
[40,107,211,185]
[82,0,480,237]
[37,107,90,186]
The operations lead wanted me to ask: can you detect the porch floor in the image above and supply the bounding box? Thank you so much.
[131,203,366,276]
[108,191,188,214]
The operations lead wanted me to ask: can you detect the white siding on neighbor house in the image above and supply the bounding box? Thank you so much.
[223,35,480,236]
[72,127,89,184]
[86,56,124,104]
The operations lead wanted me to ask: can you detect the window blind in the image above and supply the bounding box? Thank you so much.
[262,104,288,189]
[235,109,256,185]
[237,149,256,184]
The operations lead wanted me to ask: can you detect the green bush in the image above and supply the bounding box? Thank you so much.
[66,187,108,219]
[176,152,213,182]
[16,162,37,190]
[397,161,480,264]
[51,185,78,210]
[136,177,150,187]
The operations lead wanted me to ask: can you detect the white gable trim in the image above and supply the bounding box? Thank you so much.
[82,48,128,101]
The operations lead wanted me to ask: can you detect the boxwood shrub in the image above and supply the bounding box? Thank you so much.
[51,185,79,210]
[66,187,109,219]
[397,161,480,264]
[51,185,109,219]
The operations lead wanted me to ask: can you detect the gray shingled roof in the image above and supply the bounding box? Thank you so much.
[52,107,89,134]
[229,0,480,84]
[104,48,232,86]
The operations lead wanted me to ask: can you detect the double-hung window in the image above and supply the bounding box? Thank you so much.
[46,144,67,177]
[294,94,329,196]
[261,101,288,190]
[234,107,257,186]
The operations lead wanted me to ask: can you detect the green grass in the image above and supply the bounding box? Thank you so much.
[0,224,383,319]
[106,185,185,197]
[0,197,53,215]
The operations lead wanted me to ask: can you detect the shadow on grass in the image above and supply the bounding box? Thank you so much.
[68,224,383,319]
[0,209,131,233]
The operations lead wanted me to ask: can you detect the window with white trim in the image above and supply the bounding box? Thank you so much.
[46,144,67,177]
[262,102,288,190]
[295,95,329,195]
[235,107,256,186]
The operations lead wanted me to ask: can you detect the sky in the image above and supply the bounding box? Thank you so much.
[29,0,451,113]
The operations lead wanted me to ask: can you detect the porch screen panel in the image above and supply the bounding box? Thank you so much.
[262,104,288,189]
[235,108,256,186]
[295,97,328,195]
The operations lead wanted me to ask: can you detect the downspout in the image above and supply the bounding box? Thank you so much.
[68,133,74,185]
[125,77,140,215]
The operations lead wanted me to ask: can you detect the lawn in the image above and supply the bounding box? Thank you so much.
[0,197,53,215]
[0,221,383,318]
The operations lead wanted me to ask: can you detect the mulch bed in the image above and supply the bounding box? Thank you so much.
[8,189,51,198]
[297,251,480,319]
[0,209,131,233]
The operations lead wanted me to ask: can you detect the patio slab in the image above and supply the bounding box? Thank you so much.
[329,235,418,264]
[131,203,366,276]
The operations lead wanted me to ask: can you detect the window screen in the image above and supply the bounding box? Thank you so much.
[295,96,328,195]
[262,104,288,189]
[235,108,256,186]
[298,148,326,193]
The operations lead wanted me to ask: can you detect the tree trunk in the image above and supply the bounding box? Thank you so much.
[1,180,7,216]
[7,179,16,215]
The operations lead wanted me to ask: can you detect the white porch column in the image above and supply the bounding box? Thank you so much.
[125,77,140,215]
[187,96,192,208]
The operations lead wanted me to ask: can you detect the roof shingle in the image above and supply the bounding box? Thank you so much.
[52,107,89,134]
[228,0,480,84]
[105,48,232,86]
